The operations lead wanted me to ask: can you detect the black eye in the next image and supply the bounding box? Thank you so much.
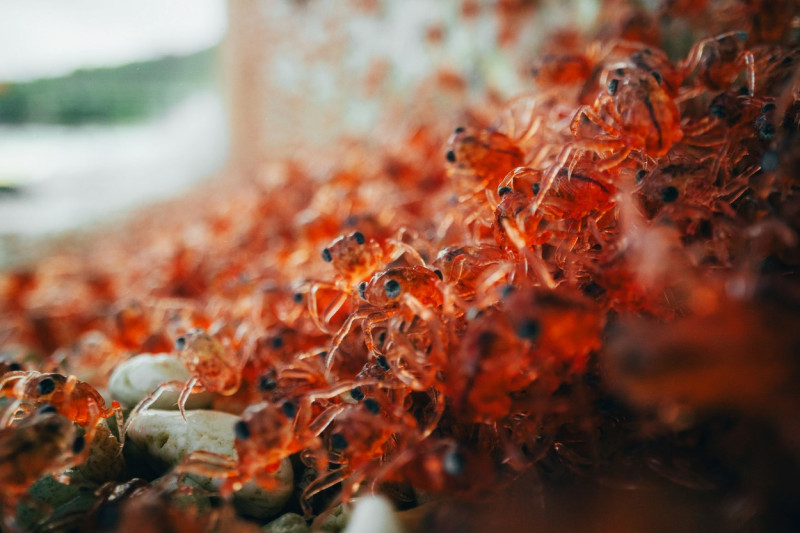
[8,362,21,371]
[651,71,662,84]
[353,232,365,245]
[37,378,56,396]
[516,319,541,340]
[72,435,86,454]
[271,336,284,349]
[607,79,619,96]
[443,451,465,475]
[497,186,513,196]
[446,150,457,163]
[350,387,365,401]
[331,433,348,450]
[282,401,297,419]
[761,150,779,171]
[454,126,465,134]
[358,282,368,300]
[433,269,443,280]
[761,103,776,114]
[363,398,380,414]
[174,337,186,351]
[531,183,540,195]
[759,123,776,141]
[635,169,647,183]
[321,248,333,262]
[37,404,57,415]
[661,186,679,203]
[234,420,251,440]
[500,284,515,298]
[258,375,277,391]
[709,104,726,118]
[384,279,402,299]
[376,356,390,371]
[293,292,304,303]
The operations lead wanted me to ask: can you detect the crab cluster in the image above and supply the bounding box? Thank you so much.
[1,1,799,531]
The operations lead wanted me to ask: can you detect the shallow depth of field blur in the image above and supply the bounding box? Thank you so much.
[0,1,227,261]
[0,0,596,266]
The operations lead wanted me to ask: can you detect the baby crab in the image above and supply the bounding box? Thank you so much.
[0,371,123,446]
[125,328,241,427]
[302,392,420,512]
[180,388,353,506]
[311,230,426,332]
[444,128,525,196]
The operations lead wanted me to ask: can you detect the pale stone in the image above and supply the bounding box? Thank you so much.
[262,512,310,533]
[342,496,403,533]
[126,409,293,519]
[108,353,213,410]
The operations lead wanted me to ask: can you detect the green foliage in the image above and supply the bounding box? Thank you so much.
[0,46,219,125]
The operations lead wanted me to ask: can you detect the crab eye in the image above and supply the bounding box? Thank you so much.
[174,337,186,351]
[358,282,368,300]
[350,387,365,401]
[607,79,619,96]
[661,186,679,203]
[258,375,277,391]
[72,435,86,454]
[384,279,402,299]
[321,248,333,262]
[446,150,457,163]
[37,404,58,415]
[271,336,284,349]
[37,378,56,396]
[651,71,662,84]
[497,186,513,196]
[352,231,365,245]
[234,420,251,440]
[443,451,465,475]
[516,319,541,340]
[709,104,726,118]
[281,401,297,419]
[363,398,380,414]
[292,292,303,303]
[331,433,348,450]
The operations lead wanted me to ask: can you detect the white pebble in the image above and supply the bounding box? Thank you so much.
[342,496,404,533]
[109,353,213,409]
[127,409,293,519]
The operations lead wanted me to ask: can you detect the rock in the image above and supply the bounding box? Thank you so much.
[108,353,214,410]
[126,409,293,519]
[342,496,403,533]
[15,476,96,531]
[311,504,350,533]
[263,512,310,533]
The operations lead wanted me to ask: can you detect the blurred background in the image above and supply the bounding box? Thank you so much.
[0,0,597,265]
